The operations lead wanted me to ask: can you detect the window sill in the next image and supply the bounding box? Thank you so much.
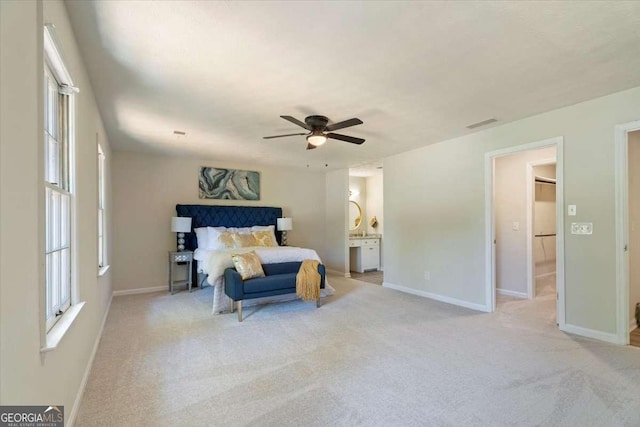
[40,301,85,353]
[98,265,110,277]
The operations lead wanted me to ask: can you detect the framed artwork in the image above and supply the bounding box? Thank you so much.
[199,167,260,200]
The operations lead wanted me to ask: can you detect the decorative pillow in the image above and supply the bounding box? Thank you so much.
[251,225,278,246]
[252,230,278,247]
[232,232,258,248]
[207,226,229,250]
[218,232,235,249]
[231,251,265,280]
[194,227,209,249]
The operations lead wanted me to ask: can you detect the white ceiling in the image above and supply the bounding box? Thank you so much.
[65,1,640,171]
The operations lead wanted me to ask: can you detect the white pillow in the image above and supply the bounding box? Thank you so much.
[207,226,230,250]
[251,225,278,246]
[251,225,274,232]
[194,227,209,250]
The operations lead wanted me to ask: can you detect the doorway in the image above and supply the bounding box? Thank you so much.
[615,122,640,346]
[485,137,565,329]
[347,166,384,285]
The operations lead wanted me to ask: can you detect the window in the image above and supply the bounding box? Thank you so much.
[44,25,76,332]
[98,143,107,271]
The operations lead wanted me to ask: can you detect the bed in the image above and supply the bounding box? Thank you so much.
[175,204,334,313]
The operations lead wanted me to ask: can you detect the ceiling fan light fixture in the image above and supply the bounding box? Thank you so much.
[307,133,327,146]
[265,115,364,148]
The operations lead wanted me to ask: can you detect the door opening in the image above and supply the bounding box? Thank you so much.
[616,123,640,346]
[485,137,565,330]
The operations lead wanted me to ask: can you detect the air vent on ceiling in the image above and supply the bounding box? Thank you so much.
[173,130,186,136]
[466,118,497,130]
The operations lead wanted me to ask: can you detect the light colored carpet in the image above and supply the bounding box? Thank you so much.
[76,275,640,426]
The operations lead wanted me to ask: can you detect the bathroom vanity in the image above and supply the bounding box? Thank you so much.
[349,236,380,273]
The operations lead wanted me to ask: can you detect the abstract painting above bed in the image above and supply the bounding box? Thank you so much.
[199,167,260,200]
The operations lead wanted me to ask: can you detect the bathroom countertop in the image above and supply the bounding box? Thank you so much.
[348,234,381,240]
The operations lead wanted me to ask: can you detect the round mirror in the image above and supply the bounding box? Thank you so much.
[349,200,362,231]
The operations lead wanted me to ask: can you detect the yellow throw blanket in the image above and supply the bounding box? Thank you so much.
[296,259,321,301]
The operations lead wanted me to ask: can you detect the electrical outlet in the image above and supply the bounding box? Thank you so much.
[424,271,430,280]
[571,222,593,235]
[512,222,520,231]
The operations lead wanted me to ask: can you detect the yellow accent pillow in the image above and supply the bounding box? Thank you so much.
[252,230,278,247]
[218,232,235,249]
[231,251,265,280]
[232,233,258,248]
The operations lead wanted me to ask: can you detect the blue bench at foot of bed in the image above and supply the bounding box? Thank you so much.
[224,261,326,322]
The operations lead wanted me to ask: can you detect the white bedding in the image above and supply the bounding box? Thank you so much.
[198,246,334,313]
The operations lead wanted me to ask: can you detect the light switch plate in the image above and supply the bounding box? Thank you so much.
[571,222,592,235]
[568,205,577,216]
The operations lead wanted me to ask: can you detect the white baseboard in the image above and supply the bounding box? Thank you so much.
[68,293,113,427]
[496,288,528,299]
[112,285,167,297]
[560,323,621,345]
[383,282,490,313]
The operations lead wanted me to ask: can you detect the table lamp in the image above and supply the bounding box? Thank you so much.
[276,217,293,246]
[171,217,192,251]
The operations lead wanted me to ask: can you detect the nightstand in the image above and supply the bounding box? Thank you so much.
[168,251,193,294]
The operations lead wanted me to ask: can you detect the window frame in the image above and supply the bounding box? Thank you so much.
[41,23,81,347]
[44,62,73,332]
[97,142,108,274]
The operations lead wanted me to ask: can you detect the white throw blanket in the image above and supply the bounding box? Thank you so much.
[201,246,334,313]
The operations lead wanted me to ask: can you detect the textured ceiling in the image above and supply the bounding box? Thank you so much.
[65,1,640,171]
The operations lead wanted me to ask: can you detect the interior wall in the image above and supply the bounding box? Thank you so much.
[629,130,640,329]
[366,174,384,236]
[325,169,349,274]
[384,85,640,336]
[494,147,556,295]
[111,151,326,291]
[533,164,557,278]
[349,176,367,234]
[0,0,113,419]
[366,173,384,270]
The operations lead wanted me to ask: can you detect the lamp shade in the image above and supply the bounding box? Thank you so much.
[277,217,293,231]
[171,217,192,233]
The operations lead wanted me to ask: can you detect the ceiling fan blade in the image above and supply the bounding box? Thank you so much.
[306,143,317,150]
[280,115,311,130]
[326,133,365,145]
[263,133,307,139]
[325,118,363,132]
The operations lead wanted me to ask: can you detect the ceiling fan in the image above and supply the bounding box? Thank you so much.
[264,115,365,150]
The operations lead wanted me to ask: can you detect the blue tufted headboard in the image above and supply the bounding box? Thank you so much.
[175,204,283,250]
